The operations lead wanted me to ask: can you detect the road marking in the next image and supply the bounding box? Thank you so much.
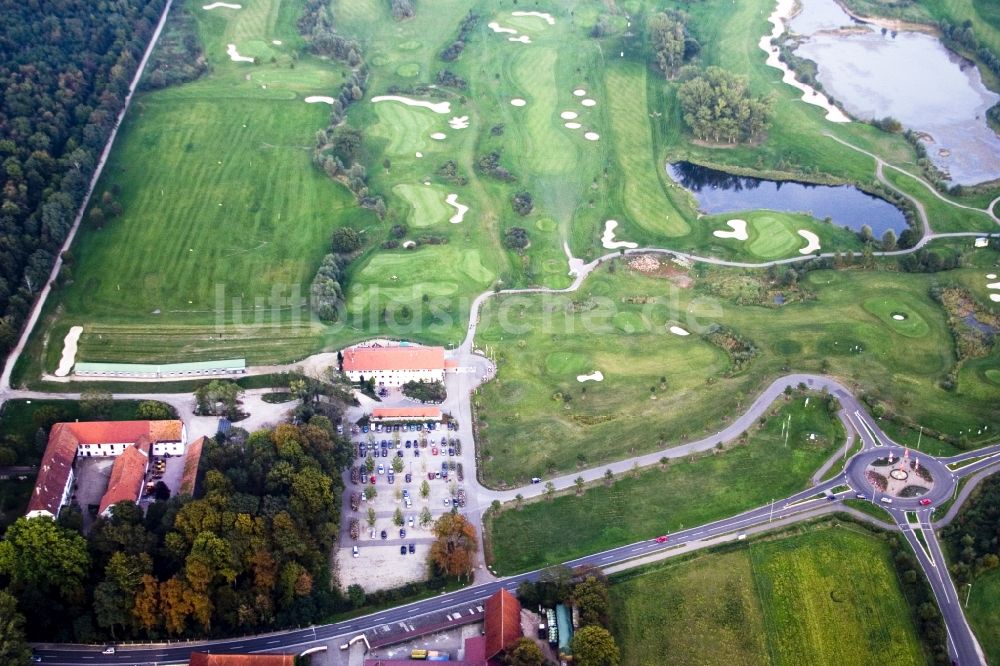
[267,639,280,645]
[601,555,613,561]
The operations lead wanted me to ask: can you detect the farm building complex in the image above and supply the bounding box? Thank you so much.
[26,420,186,519]
[343,345,445,387]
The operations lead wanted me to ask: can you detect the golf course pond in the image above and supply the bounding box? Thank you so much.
[789,0,1000,185]
[666,161,908,235]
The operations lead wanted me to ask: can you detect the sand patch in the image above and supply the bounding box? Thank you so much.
[991,294,1000,302]
[487,21,518,34]
[304,95,335,104]
[55,326,83,377]
[445,194,469,224]
[669,325,690,336]
[512,10,555,25]
[601,220,638,249]
[371,95,451,114]
[448,116,470,129]
[573,89,587,96]
[564,122,582,129]
[974,237,989,248]
[713,219,749,241]
[759,0,850,123]
[892,314,906,321]
[272,40,282,45]
[509,35,532,44]
[510,98,527,107]
[581,99,597,107]
[430,132,447,140]
[203,2,241,8]
[987,282,1000,290]
[577,371,604,382]
[797,229,821,254]
[560,111,578,120]
[226,44,254,63]
[403,241,417,249]
[584,132,600,141]
[415,151,423,158]
[986,273,997,279]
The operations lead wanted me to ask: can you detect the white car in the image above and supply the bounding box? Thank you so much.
[408,516,415,527]
[352,546,359,558]
[377,464,385,475]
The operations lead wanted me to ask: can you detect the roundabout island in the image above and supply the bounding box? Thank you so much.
[846,445,954,510]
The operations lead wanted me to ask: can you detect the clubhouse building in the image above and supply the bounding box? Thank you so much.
[343,344,447,387]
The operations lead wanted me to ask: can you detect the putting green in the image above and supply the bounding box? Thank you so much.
[371,103,441,156]
[747,215,800,259]
[396,63,420,78]
[862,297,930,338]
[393,184,451,227]
[544,351,590,375]
[536,218,558,232]
[613,311,649,334]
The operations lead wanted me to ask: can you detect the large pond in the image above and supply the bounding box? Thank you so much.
[789,0,1000,185]
[667,161,908,235]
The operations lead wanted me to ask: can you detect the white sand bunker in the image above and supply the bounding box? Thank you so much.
[584,132,600,141]
[991,294,1000,302]
[714,219,749,241]
[203,2,241,9]
[974,237,989,248]
[510,98,527,107]
[759,0,849,123]
[272,40,282,45]
[304,95,335,104]
[227,44,254,63]
[371,95,451,114]
[488,21,518,34]
[509,35,532,44]
[601,220,638,249]
[987,273,997,279]
[564,122,582,129]
[512,11,555,25]
[892,314,906,321]
[415,151,423,158]
[445,194,468,223]
[573,89,587,97]
[430,132,447,140]
[797,229,821,254]
[560,111,578,120]
[577,371,604,382]
[669,325,690,336]
[987,282,1000,290]
[581,99,597,107]
[448,116,470,129]
[55,326,83,377]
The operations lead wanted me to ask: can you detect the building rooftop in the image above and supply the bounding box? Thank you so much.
[98,440,150,515]
[484,588,522,661]
[188,653,293,666]
[371,407,443,420]
[75,359,245,374]
[343,346,445,373]
[179,436,206,497]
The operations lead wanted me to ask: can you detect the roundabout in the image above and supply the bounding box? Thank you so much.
[846,446,954,509]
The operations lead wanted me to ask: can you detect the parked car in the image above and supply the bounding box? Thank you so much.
[388,474,395,484]
[448,447,455,456]
[370,529,376,539]
[432,447,439,456]
[400,546,407,555]
[380,530,387,540]
[531,477,541,484]
[403,490,410,499]
[443,497,451,506]
[397,451,404,458]
[428,472,436,480]
[408,543,415,553]
[405,440,412,448]
[400,528,406,538]
[370,475,376,484]
[352,546,359,558]
[362,425,369,433]
[405,473,412,483]
[408,516,414,527]
[414,449,420,458]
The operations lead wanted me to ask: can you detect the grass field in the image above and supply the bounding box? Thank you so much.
[965,567,1000,664]
[475,259,1000,485]
[610,523,924,666]
[488,395,844,573]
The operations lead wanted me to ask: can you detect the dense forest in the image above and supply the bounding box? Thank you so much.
[0,0,165,362]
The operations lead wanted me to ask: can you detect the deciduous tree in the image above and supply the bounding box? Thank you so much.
[430,512,478,578]
[572,625,620,666]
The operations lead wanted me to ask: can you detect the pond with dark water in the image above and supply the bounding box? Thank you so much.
[666,162,908,235]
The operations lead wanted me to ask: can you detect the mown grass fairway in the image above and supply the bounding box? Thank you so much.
[476,260,1000,484]
[488,396,843,573]
[609,524,925,666]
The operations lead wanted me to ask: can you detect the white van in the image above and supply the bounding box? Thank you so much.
[880,497,893,505]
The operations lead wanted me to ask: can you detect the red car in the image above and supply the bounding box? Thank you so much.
[655,535,669,543]
[919,498,932,506]
[370,475,376,484]
[431,447,439,456]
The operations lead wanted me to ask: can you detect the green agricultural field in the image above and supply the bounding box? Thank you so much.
[610,524,925,666]
[488,395,844,573]
[965,567,1000,664]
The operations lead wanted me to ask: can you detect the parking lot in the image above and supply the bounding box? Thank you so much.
[337,418,472,593]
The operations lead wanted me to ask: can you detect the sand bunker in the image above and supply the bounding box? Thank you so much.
[445,194,468,224]
[601,220,638,249]
[669,326,690,336]
[974,237,989,248]
[55,326,83,378]
[797,229,821,254]
[509,35,532,44]
[577,371,604,382]
[759,0,850,123]
[560,111,578,120]
[713,219,749,241]
[991,294,1000,302]
[203,2,241,8]
[487,21,518,34]
[987,282,1000,290]
[371,95,451,114]
[415,151,423,158]
[892,314,906,321]
[430,132,447,140]
[512,10,555,25]
[584,132,600,141]
[581,99,597,107]
[510,98,527,107]
[304,95,335,104]
[227,44,254,63]
[573,89,587,96]
[272,40,282,45]
[449,116,470,129]
[987,273,997,279]
[564,122,582,129]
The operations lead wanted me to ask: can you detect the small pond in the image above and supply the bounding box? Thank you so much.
[666,161,908,235]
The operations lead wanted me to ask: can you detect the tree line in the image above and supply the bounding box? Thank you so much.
[677,66,773,144]
[0,0,165,363]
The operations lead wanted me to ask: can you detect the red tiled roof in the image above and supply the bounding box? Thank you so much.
[179,436,206,497]
[444,359,459,369]
[372,407,442,419]
[189,653,294,666]
[484,589,522,660]
[98,439,150,515]
[343,346,445,372]
[26,420,183,517]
